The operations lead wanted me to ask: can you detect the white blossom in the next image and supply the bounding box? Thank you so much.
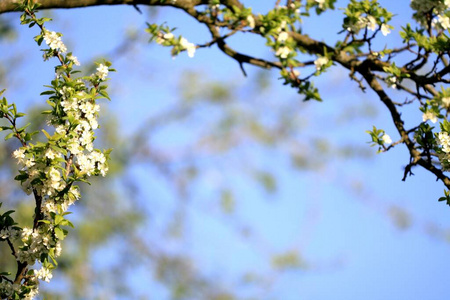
[34,267,53,283]
[275,46,291,59]
[315,0,325,9]
[388,76,397,88]
[13,148,26,164]
[163,32,174,40]
[77,154,96,176]
[70,186,81,200]
[55,125,66,135]
[277,31,289,43]
[381,24,391,36]
[247,15,255,29]
[438,131,450,153]
[442,97,450,107]
[25,157,35,168]
[422,111,438,123]
[314,56,329,70]
[55,242,62,257]
[96,64,109,80]
[0,227,18,240]
[433,14,450,30]
[180,37,196,58]
[67,55,80,66]
[48,167,61,183]
[382,134,392,144]
[44,148,58,160]
[43,31,67,53]
[366,16,377,31]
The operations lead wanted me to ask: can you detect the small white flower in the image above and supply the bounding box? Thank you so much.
[13,148,26,161]
[55,125,66,135]
[277,31,289,43]
[382,134,392,144]
[0,227,12,239]
[247,15,255,29]
[438,15,450,29]
[314,56,329,70]
[48,167,61,183]
[180,37,196,58]
[381,24,391,36]
[70,186,81,200]
[366,16,377,31]
[163,32,174,40]
[275,46,291,59]
[22,227,33,239]
[55,242,62,257]
[45,148,58,160]
[68,55,80,66]
[25,157,35,168]
[422,111,438,123]
[96,64,109,80]
[388,76,397,88]
[315,0,325,9]
[442,97,450,107]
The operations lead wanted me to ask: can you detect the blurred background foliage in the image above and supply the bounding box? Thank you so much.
[1,4,450,300]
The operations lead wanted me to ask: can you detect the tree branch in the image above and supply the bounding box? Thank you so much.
[0,0,207,14]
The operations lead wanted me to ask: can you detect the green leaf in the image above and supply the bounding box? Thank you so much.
[42,129,51,139]
[54,227,66,240]
[40,90,55,96]
[4,132,14,141]
[54,214,63,225]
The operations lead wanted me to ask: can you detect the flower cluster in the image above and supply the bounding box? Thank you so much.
[437,130,450,170]
[343,0,392,36]
[411,0,450,15]
[43,30,67,53]
[345,15,391,36]
[0,282,27,300]
[96,64,109,80]
[149,24,197,58]
[0,2,112,299]
[432,14,450,30]
[411,0,450,26]
[17,227,61,265]
[0,226,20,240]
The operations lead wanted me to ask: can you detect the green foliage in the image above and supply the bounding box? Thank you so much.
[439,190,450,206]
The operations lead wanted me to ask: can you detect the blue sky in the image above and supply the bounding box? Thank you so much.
[2,1,450,299]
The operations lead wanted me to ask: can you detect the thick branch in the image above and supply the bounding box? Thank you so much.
[0,0,207,14]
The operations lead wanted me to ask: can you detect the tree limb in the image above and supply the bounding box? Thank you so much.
[0,0,207,14]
